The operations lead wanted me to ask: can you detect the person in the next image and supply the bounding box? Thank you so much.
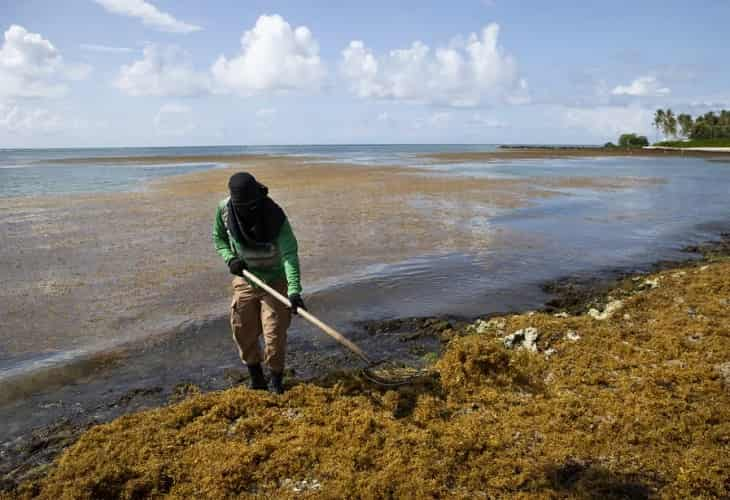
[213,172,305,394]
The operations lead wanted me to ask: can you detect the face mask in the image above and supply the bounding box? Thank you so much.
[233,199,262,226]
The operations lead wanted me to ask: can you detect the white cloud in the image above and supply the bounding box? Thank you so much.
[93,0,201,33]
[0,25,90,99]
[256,108,277,118]
[612,75,670,97]
[0,101,109,136]
[80,43,133,54]
[0,102,63,134]
[115,45,210,97]
[211,14,325,95]
[562,105,653,139]
[154,102,194,135]
[341,23,528,107]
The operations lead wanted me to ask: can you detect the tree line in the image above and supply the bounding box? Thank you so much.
[654,109,730,140]
[603,133,648,149]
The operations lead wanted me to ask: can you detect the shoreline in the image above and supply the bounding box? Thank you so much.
[2,232,729,494]
[420,147,730,163]
[35,146,730,168]
[43,154,319,166]
[0,155,666,379]
[645,145,730,153]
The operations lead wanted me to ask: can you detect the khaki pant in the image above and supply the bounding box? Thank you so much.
[230,277,291,373]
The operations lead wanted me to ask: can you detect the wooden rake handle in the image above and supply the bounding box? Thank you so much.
[242,270,373,365]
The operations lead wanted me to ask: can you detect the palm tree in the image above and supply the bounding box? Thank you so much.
[653,109,666,140]
[720,110,730,138]
[664,109,678,138]
[703,112,719,139]
[677,114,693,139]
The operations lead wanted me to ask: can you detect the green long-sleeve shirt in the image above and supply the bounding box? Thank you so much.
[213,197,302,295]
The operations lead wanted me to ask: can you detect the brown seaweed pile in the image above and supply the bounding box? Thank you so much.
[9,260,730,498]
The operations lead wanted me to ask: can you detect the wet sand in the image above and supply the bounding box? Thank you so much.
[0,156,661,367]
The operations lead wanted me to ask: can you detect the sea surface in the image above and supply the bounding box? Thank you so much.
[1,144,729,440]
[0,144,503,196]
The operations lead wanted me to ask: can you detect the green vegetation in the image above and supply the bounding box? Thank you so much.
[654,108,730,143]
[617,133,649,148]
[655,138,730,148]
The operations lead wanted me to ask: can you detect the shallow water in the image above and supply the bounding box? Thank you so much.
[0,163,222,197]
[0,144,499,165]
[1,147,729,441]
[0,144,502,196]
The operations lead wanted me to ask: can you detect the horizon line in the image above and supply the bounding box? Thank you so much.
[0,142,603,151]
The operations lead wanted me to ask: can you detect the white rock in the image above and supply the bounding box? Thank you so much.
[553,312,569,318]
[588,300,624,320]
[642,278,660,289]
[565,330,581,342]
[282,478,322,493]
[503,327,539,352]
[544,348,557,358]
[470,317,508,335]
[471,320,489,334]
[700,265,709,271]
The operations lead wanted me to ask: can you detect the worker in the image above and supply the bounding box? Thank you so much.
[213,172,305,394]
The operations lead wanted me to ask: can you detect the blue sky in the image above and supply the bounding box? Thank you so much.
[1,0,728,147]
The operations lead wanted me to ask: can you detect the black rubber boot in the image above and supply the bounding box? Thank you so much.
[247,364,268,390]
[270,371,285,395]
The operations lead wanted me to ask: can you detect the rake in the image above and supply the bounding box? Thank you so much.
[242,270,427,386]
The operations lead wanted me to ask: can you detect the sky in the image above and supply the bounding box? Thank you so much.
[0,0,728,148]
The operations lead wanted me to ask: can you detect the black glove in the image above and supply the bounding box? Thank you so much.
[227,257,246,276]
[288,293,306,315]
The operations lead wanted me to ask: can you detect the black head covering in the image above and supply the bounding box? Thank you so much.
[227,172,285,246]
[229,172,267,205]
